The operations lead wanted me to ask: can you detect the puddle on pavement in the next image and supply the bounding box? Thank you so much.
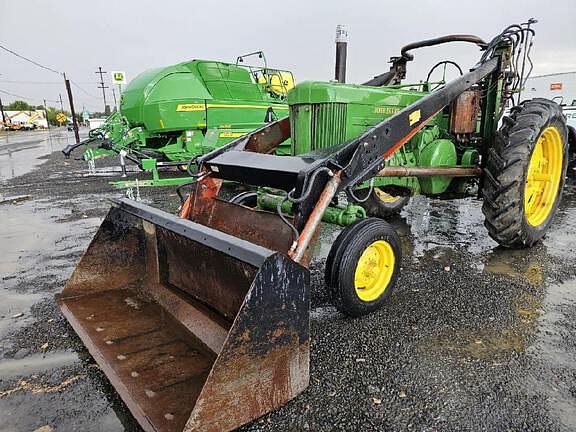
[0,199,102,339]
[0,287,45,340]
[0,199,100,276]
[527,278,576,429]
[540,182,576,257]
[482,247,545,286]
[0,351,79,379]
[0,130,83,180]
[402,195,497,257]
[531,279,576,368]
[419,304,543,361]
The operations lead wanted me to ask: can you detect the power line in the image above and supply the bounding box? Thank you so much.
[0,79,99,85]
[0,43,62,76]
[0,88,58,104]
[70,80,100,99]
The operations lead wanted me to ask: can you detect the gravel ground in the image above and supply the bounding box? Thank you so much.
[0,130,575,431]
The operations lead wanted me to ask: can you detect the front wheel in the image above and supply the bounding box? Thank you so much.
[325,218,402,317]
[482,98,568,248]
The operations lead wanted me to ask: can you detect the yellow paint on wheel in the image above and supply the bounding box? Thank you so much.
[354,240,395,302]
[524,126,563,227]
[374,188,402,204]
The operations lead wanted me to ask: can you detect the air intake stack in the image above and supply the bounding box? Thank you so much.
[335,24,348,83]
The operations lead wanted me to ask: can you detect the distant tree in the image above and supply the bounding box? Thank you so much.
[6,100,34,111]
[46,106,64,126]
[35,105,45,110]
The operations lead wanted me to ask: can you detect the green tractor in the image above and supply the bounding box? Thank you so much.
[59,22,571,432]
[62,51,294,187]
[241,25,570,250]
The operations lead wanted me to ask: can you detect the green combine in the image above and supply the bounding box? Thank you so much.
[63,51,294,187]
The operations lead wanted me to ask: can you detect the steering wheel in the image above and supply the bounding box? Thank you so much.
[425,61,463,90]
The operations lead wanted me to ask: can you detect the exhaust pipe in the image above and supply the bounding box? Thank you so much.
[335,24,348,83]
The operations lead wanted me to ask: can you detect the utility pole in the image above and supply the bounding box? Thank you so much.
[95,66,109,115]
[59,94,64,112]
[43,99,50,131]
[63,73,80,144]
[111,87,117,111]
[0,97,6,126]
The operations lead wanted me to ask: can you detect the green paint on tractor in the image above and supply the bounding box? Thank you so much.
[287,80,468,196]
[69,53,294,187]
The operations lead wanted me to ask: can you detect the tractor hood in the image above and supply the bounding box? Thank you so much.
[287,80,427,106]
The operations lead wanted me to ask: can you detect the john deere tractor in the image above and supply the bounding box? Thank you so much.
[62,51,294,187]
[59,22,571,432]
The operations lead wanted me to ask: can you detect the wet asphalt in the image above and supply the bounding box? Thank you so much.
[0,129,575,431]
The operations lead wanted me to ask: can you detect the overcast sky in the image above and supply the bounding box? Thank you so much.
[1,0,575,112]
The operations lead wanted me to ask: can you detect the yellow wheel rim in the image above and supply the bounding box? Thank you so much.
[524,126,563,227]
[354,240,395,302]
[374,188,401,204]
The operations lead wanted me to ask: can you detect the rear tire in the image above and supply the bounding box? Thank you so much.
[482,98,568,248]
[325,218,401,317]
[361,187,410,218]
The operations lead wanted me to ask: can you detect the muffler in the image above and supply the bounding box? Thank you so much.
[57,198,309,432]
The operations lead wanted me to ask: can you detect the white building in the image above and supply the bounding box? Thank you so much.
[88,118,107,129]
[2,110,49,129]
[523,72,576,133]
[524,71,576,105]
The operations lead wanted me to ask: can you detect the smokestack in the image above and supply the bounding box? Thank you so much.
[335,25,348,83]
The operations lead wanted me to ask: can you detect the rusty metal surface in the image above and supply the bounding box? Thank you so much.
[377,166,482,177]
[159,227,257,321]
[59,207,145,299]
[187,176,223,222]
[59,289,216,432]
[192,199,294,253]
[449,89,481,134]
[59,199,311,432]
[186,253,310,432]
[290,172,341,263]
[244,116,291,154]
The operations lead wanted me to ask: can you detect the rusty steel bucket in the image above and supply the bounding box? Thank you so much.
[57,198,310,432]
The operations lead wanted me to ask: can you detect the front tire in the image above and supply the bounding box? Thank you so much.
[482,98,568,248]
[325,218,401,317]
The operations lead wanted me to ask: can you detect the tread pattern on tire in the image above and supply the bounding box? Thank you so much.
[325,218,401,317]
[482,98,568,248]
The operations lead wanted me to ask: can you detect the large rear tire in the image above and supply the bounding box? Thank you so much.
[325,218,401,317]
[482,98,568,248]
[360,187,410,218]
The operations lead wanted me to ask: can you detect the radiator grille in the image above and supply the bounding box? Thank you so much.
[310,103,347,150]
[291,103,348,153]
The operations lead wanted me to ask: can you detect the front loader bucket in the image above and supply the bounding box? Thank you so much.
[57,198,309,432]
